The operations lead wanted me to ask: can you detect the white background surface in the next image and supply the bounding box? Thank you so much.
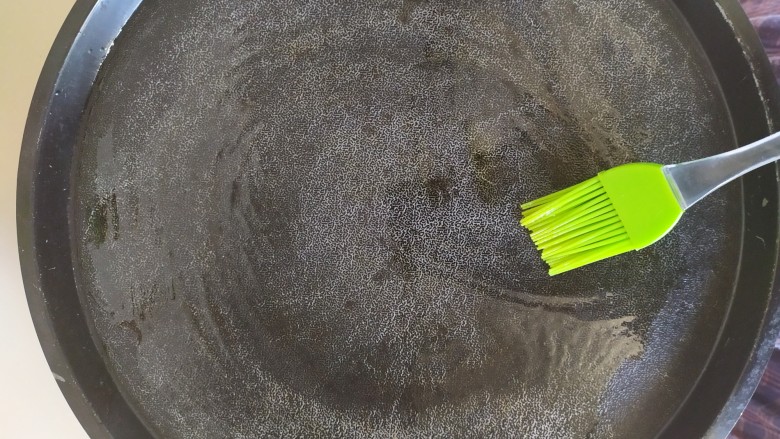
[0,0,89,437]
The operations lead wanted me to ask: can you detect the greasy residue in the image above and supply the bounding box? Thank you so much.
[72,0,740,438]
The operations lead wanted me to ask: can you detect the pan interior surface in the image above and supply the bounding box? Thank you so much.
[73,0,741,437]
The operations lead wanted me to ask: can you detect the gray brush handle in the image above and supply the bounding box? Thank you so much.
[662,131,780,209]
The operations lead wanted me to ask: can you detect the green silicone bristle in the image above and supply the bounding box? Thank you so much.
[520,163,684,275]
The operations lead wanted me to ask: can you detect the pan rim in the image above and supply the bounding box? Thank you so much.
[16,0,780,438]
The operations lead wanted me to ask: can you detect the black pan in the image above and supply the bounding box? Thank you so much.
[17,0,780,438]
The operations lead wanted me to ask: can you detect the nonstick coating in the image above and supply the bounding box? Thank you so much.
[18,0,780,438]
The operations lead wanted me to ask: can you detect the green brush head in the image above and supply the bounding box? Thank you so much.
[520,163,684,275]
